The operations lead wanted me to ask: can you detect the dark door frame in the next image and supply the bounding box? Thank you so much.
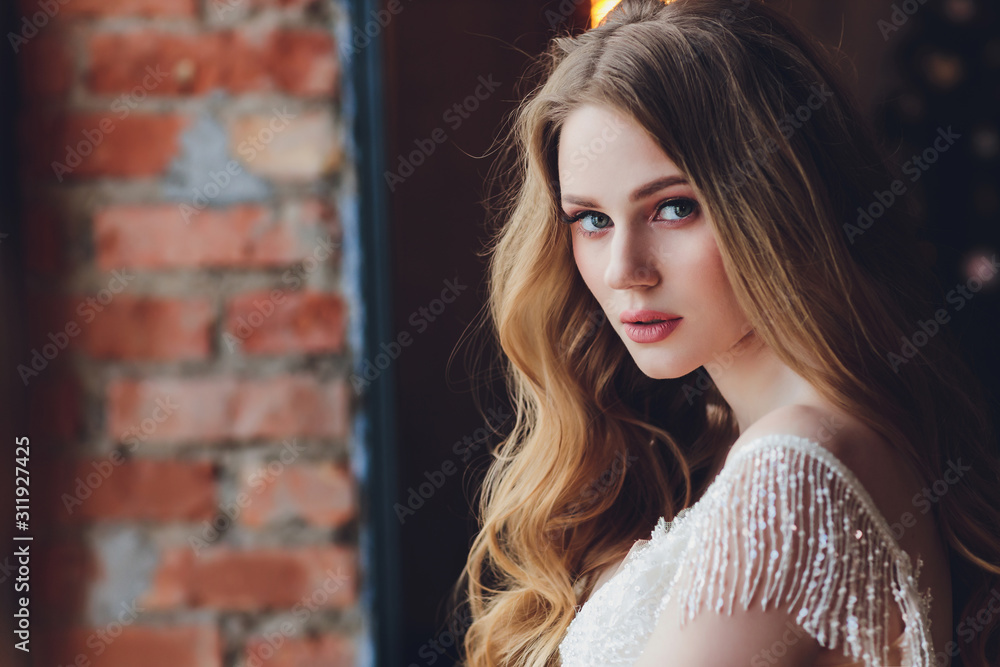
[345,1,402,665]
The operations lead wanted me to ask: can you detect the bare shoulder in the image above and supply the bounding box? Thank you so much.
[724,402,905,491]
[631,402,937,667]
[723,403,939,561]
[720,402,952,656]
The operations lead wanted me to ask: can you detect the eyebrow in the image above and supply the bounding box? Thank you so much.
[561,175,689,208]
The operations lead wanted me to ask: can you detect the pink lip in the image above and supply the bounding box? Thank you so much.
[620,309,682,324]
[620,310,682,344]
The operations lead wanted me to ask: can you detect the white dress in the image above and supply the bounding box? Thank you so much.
[558,433,936,667]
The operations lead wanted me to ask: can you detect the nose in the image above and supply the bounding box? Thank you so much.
[605,222,660,290]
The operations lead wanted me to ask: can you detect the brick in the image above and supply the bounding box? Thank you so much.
[229,109,341,180]
[218,0,321,12]
[50,114,187,181]
[25,288,206,364]
[37,625,221,667]
[238,462,355,528]
[94,200,338,270]
[57,459,217,522]
[79,295,213,361]
[18,0,198,17]
[106,375,349,445]
[260,0,321,6]
[143,545,356,610]
[244,634,355,667]
[265,30,339,96]
[225,290,345,355]
[87,29,337,96]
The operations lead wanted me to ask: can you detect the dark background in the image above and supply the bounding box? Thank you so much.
[381,2,592,663]
[0,0,26,662]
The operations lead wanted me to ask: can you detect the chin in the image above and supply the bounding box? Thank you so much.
[629,353,697,381]
[642,368,691,381]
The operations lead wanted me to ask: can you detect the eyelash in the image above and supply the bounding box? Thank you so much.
[560,198,700,238]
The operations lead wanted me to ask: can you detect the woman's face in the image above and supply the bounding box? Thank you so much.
[557,103,753,379]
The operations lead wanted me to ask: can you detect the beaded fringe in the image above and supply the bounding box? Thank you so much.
[659,438,935,667]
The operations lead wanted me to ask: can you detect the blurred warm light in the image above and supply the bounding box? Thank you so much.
[591,0,672,26]
[591,0,622,26]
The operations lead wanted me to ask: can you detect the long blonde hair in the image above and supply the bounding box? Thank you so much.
[455,1,1000,665]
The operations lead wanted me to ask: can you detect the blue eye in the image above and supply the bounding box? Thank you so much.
[657,198,697,220]
[560,197,698,238]
[560,210,612,237]
[577,212,612,233]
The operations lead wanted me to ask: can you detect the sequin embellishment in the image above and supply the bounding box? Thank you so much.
[558,434,935,667]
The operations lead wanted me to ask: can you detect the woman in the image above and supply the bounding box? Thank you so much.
[455,0,1000,665]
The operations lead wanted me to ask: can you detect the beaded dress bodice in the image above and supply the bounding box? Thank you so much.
[559,433,935,667]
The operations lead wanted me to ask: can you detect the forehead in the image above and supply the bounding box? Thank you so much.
[557,104,682,189]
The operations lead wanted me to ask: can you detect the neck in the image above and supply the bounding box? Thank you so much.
[706,331,825,435]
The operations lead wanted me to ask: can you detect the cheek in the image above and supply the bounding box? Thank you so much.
[676,229,736,310]
[702,242,744,321]
[571,238,611,310]
[571,235,596,283]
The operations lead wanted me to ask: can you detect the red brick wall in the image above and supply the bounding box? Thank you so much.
[15,0,362,664]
